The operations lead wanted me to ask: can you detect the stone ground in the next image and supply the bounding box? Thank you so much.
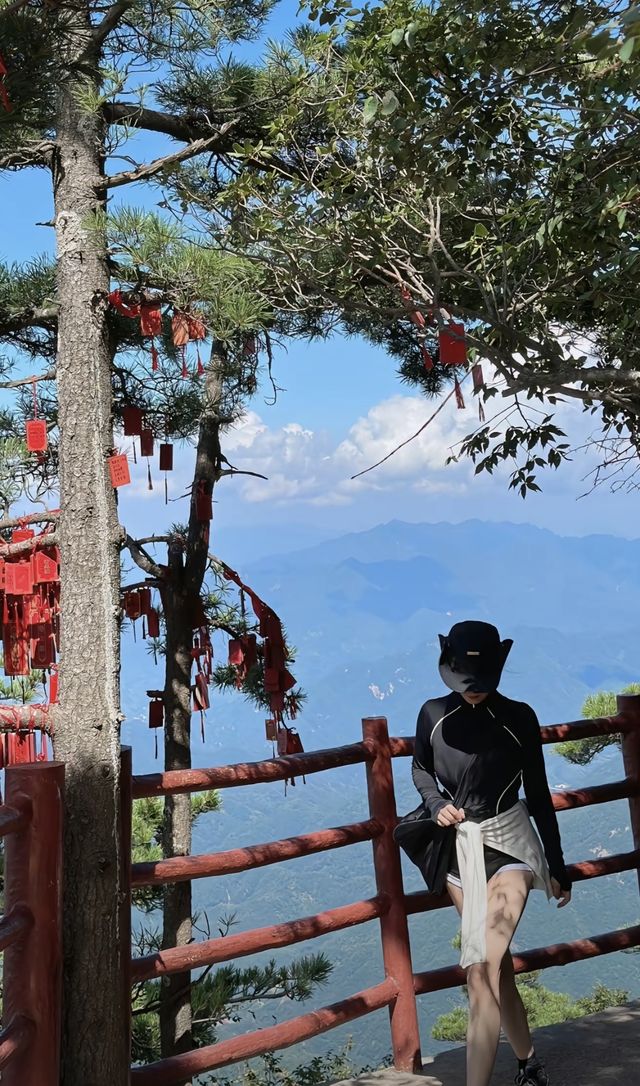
[330,999,640,1086]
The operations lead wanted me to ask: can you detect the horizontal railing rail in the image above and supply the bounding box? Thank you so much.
[405,848,640,915]
[414,924,640,994]
[130,978,399,1086]
[128,697,640,1084]
[132,894,390,983]
[0,804,31,837]
[132,818,382,888]
[0,904,32,952]
[388,710,638,759]
[0,1014,35,1072]
[132,740,374,799]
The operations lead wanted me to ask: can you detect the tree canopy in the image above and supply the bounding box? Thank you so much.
[218,0,640,494]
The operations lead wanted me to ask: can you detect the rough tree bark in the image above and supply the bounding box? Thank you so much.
[52,8,128,1086]
[158,346,224,1073]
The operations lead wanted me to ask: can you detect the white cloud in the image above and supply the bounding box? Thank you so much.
[222,393,476,508]
[334,394,471,481]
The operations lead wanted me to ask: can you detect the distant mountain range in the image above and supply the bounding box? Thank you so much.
[122,519,640,1073]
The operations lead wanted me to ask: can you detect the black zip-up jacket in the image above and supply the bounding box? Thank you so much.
[412,690,571,889]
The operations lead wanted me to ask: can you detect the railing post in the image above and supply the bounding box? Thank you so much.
[618,693,640,894]
[120,746,133,1082]
[362,717,422,1074]
[2,761,65,1086]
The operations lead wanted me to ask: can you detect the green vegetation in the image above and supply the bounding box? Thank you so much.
[211,1044,376,1086]
[433,971,628,1042]
[554,684,640,765]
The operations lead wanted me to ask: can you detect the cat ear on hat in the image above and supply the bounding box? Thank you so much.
[438,634,447,651]
[501,638,514,661]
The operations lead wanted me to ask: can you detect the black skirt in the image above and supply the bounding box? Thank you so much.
[448,844,531,883]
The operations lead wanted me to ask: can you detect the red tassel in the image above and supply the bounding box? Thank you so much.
[49,667,59,705]
[0,53,13,113]
[147,463,153,491]
[149,698,164,729]
[123,407,144,436]
[26,419,48,453]
[400,285,426,329]
[478,401,486,422]
[147,608,160,638]
[108,453,131,488]
[196,349,205,377]
[420,345,434,371]
[472,363,484,391]
[187,314,206,341]
[109,290,140,319]
[151,342,159,372]
[454,377,465,410]
[140,302,162,337]
[439,322,467,365]
[195,480,213,522]
[159,443,173,471]
[171,311,190,347]
[140,429,154,458]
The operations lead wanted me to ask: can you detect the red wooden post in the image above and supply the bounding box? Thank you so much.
[618,693,640,894]
[120,747,133,1082]
[362,717,422,1073]
[2,762,64,1086]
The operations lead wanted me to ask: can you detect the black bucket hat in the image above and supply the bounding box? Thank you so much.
[438,620,513,694]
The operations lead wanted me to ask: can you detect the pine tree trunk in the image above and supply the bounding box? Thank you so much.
[52,11,128,1086]
[159,572,194,1071]
[159,349,224,1073]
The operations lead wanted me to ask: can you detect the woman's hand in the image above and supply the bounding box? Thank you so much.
[551,878,572,908]
[436,804,465,827]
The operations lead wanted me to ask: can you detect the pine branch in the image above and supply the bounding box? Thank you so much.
[0,532,58,558]
[105,125,239,189]
[121,579,162,593]
[0,705,51,730]
[218,467,268,481]
[0,509,59,531]
[0,306,58,335]
[132,535,172,547]
[0,142,56,171]
[0,368,56,390]
[103,103,299,182]
[91,1,137,49]
[124,534,165,579]
[104,103,203,142]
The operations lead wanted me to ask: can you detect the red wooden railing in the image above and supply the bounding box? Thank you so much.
[127,694,640,1085]
[0,762,64,1086]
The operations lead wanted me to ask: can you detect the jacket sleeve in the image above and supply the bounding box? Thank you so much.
[411,703,448,817]
[520,703,571,889]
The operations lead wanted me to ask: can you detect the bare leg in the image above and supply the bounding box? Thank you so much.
[447,869,533,1086]
[499,948,534,1060]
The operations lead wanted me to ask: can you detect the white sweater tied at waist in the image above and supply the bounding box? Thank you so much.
[455,800,553,968]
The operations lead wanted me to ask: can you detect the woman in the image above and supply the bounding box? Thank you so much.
[411,621,571,1086]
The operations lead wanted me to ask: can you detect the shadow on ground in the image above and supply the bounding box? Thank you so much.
[330,1000,640,1086]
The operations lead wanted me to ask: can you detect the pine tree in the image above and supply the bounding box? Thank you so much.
[0,5,326,1083]
[553,684,640,766]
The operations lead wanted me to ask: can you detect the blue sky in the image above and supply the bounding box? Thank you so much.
[3,3,639,567]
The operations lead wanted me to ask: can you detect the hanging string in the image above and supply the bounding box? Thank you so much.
[351,373,471,480]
